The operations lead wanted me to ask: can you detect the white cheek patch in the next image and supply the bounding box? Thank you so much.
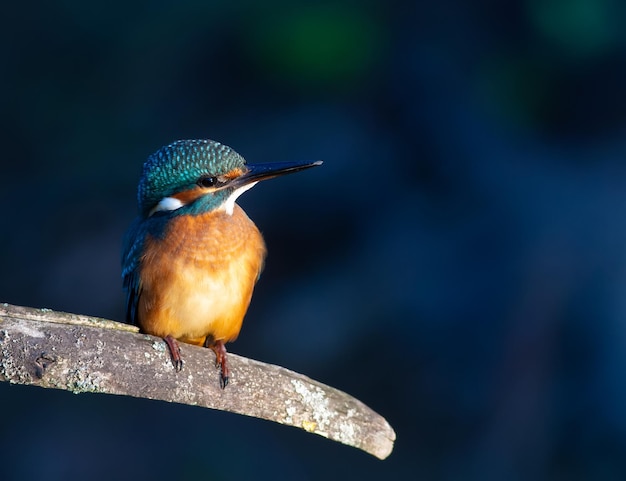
[220,182,258,215]
[149,196,185,216]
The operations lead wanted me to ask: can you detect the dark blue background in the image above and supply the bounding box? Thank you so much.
[2,1,626,480]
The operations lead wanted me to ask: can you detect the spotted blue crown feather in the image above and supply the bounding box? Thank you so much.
[138,139,246,218]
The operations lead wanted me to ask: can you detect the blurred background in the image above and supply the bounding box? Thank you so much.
[1,0,626,479]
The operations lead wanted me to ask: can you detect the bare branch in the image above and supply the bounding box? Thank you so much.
[0,303,395,459]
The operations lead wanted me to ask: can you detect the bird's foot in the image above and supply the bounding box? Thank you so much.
[206,339,230,389]
[164,335,183,371]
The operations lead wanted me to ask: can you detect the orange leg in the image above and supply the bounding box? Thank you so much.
[205,338,230,389]
[164,335,183,371]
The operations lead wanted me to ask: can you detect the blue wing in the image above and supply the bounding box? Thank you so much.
[121,217,146,326]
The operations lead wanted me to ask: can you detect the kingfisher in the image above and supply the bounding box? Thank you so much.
[122,139,321,388]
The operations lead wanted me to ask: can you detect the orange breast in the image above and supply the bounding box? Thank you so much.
[137,203,267,345]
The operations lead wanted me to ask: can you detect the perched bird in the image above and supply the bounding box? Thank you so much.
[122,139,322,388]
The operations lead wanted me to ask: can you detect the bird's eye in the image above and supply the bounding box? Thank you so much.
[197,176,218,188]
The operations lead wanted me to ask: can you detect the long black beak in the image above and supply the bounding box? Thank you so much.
[232,160,323,188]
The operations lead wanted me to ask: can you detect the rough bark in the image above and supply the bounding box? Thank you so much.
[0,303,395,459]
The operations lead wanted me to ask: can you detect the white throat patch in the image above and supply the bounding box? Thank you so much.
[220,182,258,215]
[149,196,184,216]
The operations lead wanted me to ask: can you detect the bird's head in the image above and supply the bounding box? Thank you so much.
[137,139,321,218]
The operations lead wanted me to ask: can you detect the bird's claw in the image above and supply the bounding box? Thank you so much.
[164,335,184,371]
[220,373,229,389]
[210,340,230,390]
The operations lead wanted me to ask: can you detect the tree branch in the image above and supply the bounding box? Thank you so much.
[0,303,395,459]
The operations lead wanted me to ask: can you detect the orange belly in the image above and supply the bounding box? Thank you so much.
[137,204,266,346]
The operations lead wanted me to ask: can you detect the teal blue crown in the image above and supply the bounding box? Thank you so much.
[138,139,246,217]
